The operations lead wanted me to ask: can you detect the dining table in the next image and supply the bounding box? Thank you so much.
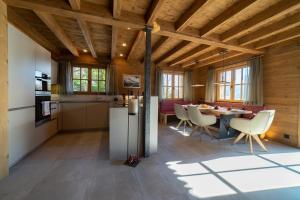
[186,105,252,139]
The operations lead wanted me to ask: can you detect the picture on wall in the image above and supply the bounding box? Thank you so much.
[123,74,141,88]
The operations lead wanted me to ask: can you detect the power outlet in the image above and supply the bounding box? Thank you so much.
[283,134,290,140]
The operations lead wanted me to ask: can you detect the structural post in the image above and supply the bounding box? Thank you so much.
[0,0,9,179]
[143,25,152,157]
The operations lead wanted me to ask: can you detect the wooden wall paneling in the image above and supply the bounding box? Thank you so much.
[111,0,121,59]
[35,11,79,56]
[0,0,8,179]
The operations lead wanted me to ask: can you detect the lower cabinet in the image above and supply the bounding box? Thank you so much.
[61,102,109,130]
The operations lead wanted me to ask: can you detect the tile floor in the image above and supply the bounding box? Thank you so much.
[1,123,300,200]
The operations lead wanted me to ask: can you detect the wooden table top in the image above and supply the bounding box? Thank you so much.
[183,104,252,116]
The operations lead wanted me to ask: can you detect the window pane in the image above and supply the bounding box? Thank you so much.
[226,71,231,83]
[179,75,183,87]
[167,87,172,98]
[92,68,98,80]
[219,72,225,82]
[99,81,105,92]
[91,80,98,92]
[73,80,80,91]
[167,74,172,86]
[163,74,167,86]
[235,69,242,84]
[234,85,241,100]
[81,80,88,92]
[219,85,225,99]
[243,67,250,83]
[225,85,230,100]
[242,84,248,101]
[174,87,179,98]
[162,87,167,99]
[73,67,80,79]
[179,87,183,98]
[174,75,179,87]
[81,68,88,79]
[99,69,106,80]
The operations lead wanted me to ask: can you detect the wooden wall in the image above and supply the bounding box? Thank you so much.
[191,66,208,102]
[112,58,156,96]
[263,43,300,147]
[0,0,8,179]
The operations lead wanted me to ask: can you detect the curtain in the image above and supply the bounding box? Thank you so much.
[184,70,192,101]
[59,60,73,95]
[205,68,216,103]
[245,57,264,105]
[156,69,163,100]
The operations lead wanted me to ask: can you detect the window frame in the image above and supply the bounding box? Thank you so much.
[72,65,106,95]
[161,71,184,99]
[216,62,249,102]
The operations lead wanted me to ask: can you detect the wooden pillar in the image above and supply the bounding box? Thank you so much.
[0,0,8,179]
[143,25,152,157]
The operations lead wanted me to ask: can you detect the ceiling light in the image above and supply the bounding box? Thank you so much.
[82,49,88,53]
[191,84,205,87]
[122,43,127,47]
[120,53,124,57]
[127,27,131,30]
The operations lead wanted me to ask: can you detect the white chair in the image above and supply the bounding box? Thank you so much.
[187,106,216,138]
[230,110,275,153]
[174,104,192,130]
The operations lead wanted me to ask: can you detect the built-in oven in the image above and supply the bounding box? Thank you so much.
[35,92,51,126]
[35,71,51,92]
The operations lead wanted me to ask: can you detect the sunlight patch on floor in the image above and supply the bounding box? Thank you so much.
[289,165,300,173]
[169,126,190,137]
[166,161,209,176]
[260,152,300,165]
[202,155,276,172]
[178,174,236,198]
[219,167,300,192]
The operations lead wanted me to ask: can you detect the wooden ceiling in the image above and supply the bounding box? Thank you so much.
[5,0,300,68]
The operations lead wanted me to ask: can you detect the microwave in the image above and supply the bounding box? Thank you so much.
[35,71,51,92]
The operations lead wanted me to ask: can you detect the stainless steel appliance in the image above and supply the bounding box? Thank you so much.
[35,71,51,92]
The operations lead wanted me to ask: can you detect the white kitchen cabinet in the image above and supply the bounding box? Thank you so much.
[35,119,58,146]
[8,108,35,167]
[86,103,109,129]
[8,24,35,109]
[61,103,86,130]
[35,43,51,75]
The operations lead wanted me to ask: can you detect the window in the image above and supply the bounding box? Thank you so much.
[216,64,249,102]
[162,72,184,99]
[72,66,106,93]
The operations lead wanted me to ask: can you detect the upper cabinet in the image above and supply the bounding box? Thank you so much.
[8,24,35,108]
[35,43,51,76]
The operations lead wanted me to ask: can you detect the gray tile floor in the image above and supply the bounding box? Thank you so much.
[1,123,300,200]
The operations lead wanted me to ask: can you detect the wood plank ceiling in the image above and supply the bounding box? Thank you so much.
[5,0,300,68]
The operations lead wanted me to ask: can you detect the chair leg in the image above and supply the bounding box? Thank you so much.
[233,133,246,144]
[187,120,193,128]
[164,115,167,125]
[249,135,253,154]
[190,126,198,136]
[176,120,183,129]
[183,121,187,133]
[252,135,268,152]
[203,126,213,139]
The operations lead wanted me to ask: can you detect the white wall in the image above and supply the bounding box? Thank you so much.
[8,24,54,166]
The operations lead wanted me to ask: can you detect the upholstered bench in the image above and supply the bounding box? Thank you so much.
[159,100,191,125]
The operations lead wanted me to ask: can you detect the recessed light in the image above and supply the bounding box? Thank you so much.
[83,49,88,53]
[127,27,131,30]
[120,53,124,57]
[122,43,127,47]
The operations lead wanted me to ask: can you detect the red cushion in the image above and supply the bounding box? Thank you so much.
[160,111,175,115]
[160,99,191,113]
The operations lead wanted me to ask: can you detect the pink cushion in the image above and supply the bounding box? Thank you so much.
[160,99,191,113]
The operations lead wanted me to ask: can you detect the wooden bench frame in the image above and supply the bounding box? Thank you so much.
[160,113,176,125]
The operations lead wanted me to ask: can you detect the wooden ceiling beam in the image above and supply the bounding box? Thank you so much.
[68,0,97,58]
[175,0,207,32]
[221,0,300,42]
[154,41,190,64]
[5,0,145,30]
[69,0,80,10]
[182,48,222,68]
[157,25,263,54]
[239,12,300,46]
[152,0,208,58]
[127,0,165,60]
[199,0,256,37]
[168,0,256,67]
[7,7,60,55]
[253,26,300,49]
[192,51,244,69]
[111,0,122,59]
[35,11,79,56]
